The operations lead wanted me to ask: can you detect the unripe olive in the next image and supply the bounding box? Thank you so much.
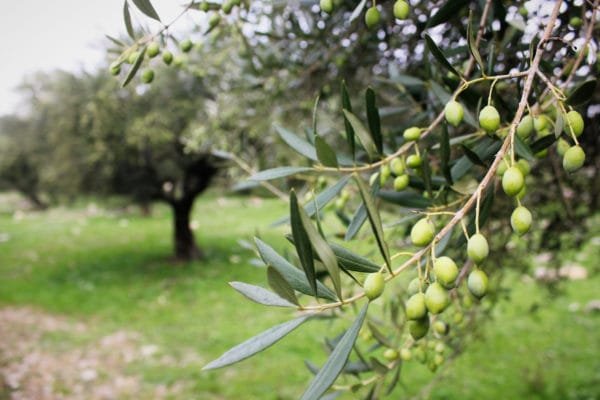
[425,282,450,314]
[180,39,193,53]
[516,159,531,176]
[502,166,525,197]
[209,13,221,27]
[519,6,528,17]
[393,0,409,19]
[569,16,582,28]
[535,148,548,159]
[400,348,412,361]
[334,197,346,211]
[516,115,534,139]
[364,272,385,300]
[222,0,234,14]
[383,348,399,361]
[434,342,445,354]
[409,317,429,340]
[199,1,209,11]
[407,277,427,296]
[403,126,421,141]
[562,145,585,173]
[496,159,509,177]
[411,218,435,247]
[320,0,334,13]
[390,158,405,176]
[433,256,458,288]
[564,110,584,137]
[534,114,550,133]
[453,311,464,323]
[479,105,500,133]
[467,233,489,264]
[380,164,391,185]
[433,320,449,336]
[511,206,532,236]
[557,138,570,157]
[406,154,422,168]
[128,51,140,64]
[406,293,427,320]
[394,174,410,191]
[147,42,160,58]
[109,62,121,76]
[433,353,444,366]
[141,69,154,84]
[173,55,186,67]
[516,184,527,201]
[162,50,173,65]
[413,346,426,362]
[444,100,464,127]
[365,6,381,29]
[467,269,488,298]
[369,172,378,186]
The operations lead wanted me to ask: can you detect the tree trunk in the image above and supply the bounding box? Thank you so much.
[171,199,202,261]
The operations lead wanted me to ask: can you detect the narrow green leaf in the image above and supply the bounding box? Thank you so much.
[312,94,320,139]
[349,0,367,22]
[203,315,311,370]
[514,135,535,161]
[131,0,161,21]
[343,110,378,159]
[365,88,382,154]
[378,191,432,209]
[230,281,296,308]
[530,135,556,153]
[467,11,485,73]
[123,1,135,39]
[290,191,317,297]
[266,267,299,306]
[420,150,433,197]
[451,137,500,181]
[275,124,318,161]
[370,357,390,375]
[330,243,380,273]
[249,167,312,181]
[355,175,392,271]
[106,34,126,48]
[341,81,356,159]
[254,238,337,301]
[425,0,470,28]
[440,125,453,185]
[300,305,368,400]
[367,322,394,348]
[554,112,563,138]
[297,201,342,299]
[424,34,460,78]
[122,46,146,87]
[315,136,339,168]
[566,79,597,106]
[345,203,367,241]
[461,144,487,167]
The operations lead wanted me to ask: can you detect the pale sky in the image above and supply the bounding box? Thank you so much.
[0,0,192,116]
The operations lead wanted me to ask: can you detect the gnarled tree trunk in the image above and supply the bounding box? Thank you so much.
[172,198,202,261]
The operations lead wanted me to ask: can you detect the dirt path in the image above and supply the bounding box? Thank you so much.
[0,307,185,400]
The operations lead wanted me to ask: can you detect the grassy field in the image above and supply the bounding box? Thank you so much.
[0,193,599,399]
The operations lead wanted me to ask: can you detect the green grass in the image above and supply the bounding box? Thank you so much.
[0,193,599,399]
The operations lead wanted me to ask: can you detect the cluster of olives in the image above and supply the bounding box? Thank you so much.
[320,0,410,29]
[376,126,424,191]
[382,336,447,372]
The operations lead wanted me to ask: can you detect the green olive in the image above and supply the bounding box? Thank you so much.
[209,13,221,28]
[394,174,410,191]
[557,138,570,157]
[109,62,121,76]
[406,154,422,168]
[406,293,427,320]
[400,348,412,361]
[162,50,173,65]
[380,164,391,185]
[562,145,585,172]
[128,51,140,64]
[444,100,464,127]
[147,42,160,58]
[516,115,534,139]
[433,256,458,288]
[502,166,525,197]
[569,16,582,28]
[479,105,501,133]
[425,282,450,314]
[433,320,449,336]
[564,110,584,137]
[365,6,381,29]
[320,0,334,13]
[511,206,532,236]
[390,158,405,176]
[411,218,435,247]
[403,126,421,141]
[467,269,489,299]
[383,348,399,361]
[393,0,410,19]
[496,158,509,177]
[534,114,550,133]
[364,272,385,300]
[140,68,154,84]
[409,317,430,340]
[407,277,428,296]
[516,159,531,176]
[222,0,234,14]
[180,39,193,53]
[467,233,489,264]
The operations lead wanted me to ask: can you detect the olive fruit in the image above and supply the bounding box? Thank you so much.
[569,16,582,28]
[411,218,435,247]
[369,172,378,186]
[434,342,445,354]
[364,272,385,300]
[433,256,458,288]
[128,51,140,64]
[496,159,509,177]
[406,293,427,320]
[516,184,527,201]
[516,115,534,139]
[222,0,234,14]
[564,110,584,137]
[502,166,525,197]
[394,174,410,191]
[380,164,391,185]
[109,62,121,76]
[409,317,430,340]
[479,105,500,133]
[209,13,221,27]
[467,233,489,264]
[365,6,381,29]
[444,100,464,127]
[393,0,409,19]
[162,50,173,65]
[557,138,570,157]
[390,158,405,175]
[516,159,530,176]
[562,145,585,172]
[511,206,532,236]
[406,154,422,168]
[180,39,193,53]
[407,277,427,296]
[433,320,449,336]
[534,114,550,133]
[453,311,464,323]
[199,1,209,11]
[425,282,450,314]
[403,126,421,141]
[400,348,412,361]
[433,353,445,366]
[383,348,399,361]
[173,55,186,67]
[141,69,154,84]
[147,42,160,58]
[467,269,489,298]
[320,0,334,13]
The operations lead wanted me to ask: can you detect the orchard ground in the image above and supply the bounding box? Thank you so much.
[0,192,599,399]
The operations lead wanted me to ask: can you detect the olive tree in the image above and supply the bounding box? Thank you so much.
[111,0,598,397]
